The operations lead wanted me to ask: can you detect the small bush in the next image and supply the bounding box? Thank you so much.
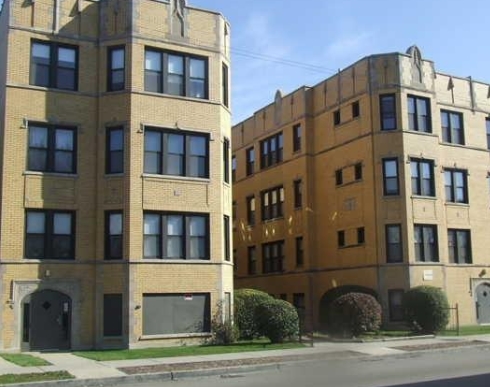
[209,302,239,345]
[327,292,382,337]
[234,288,274,339]
[402,286,449,333]
[257,298,299,343]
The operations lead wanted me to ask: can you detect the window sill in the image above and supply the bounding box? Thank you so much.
[444,202,469,207]
[22,258,75,262]
[27,84,79,94]
[446,263,474,267]
[140,332,211,340]
[24,171,78,178]
[105,173,125,178]
[410,195,437,200]
[142,173,210,183]
[140,90,210,103]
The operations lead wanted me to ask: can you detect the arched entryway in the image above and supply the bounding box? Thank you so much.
[476,283,490,324]
[22,290,71,350]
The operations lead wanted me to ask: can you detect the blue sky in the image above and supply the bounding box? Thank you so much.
[2,0,489,124]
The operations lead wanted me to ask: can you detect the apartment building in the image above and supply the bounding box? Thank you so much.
[0,0,233,351]
[232,45,490,330]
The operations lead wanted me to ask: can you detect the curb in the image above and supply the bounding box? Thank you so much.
[4,363,283,387]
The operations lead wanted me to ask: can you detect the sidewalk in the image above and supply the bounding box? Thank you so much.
[2,334,490,387]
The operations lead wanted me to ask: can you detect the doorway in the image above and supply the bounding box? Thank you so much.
[476,283,490,324]
[22,290,71,350]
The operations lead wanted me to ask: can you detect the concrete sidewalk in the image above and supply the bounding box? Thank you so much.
[2,334,490,387]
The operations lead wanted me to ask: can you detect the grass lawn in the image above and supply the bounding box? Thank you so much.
[440,325,490,336]
[0,353,51,367]
[0,371,73,385]
[74,341,305,361]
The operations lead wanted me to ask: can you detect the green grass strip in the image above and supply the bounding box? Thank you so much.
[0,371,74,384]
[440,325,490,336]
[74,341,304,361]
[0,353,51,367]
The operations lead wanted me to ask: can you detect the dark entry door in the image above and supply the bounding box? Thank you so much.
[27,290,71,350]
[476,283,490,324]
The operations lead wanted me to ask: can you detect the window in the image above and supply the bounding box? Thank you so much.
[248,246,256,275]
[293,124,302,152]
[30,41,78,90]
[262,240,284,273]
[107,46,125,91]
[441,110,464,145]
[352,101,360,118]
[224,215,230,261]
[103,294,122,336]
[260,132,283,169]
[222,62,229,107]
[333,109,341,125]
[231,156,236,183]
[337,230,345,248]
[294,179,302,208]
[407,95,431,132]
[142,293,210,335]
[414,224,438,262]
[144,49,208,99]
[357,227,365,244]
[261,186,284,221]
[106,127,123,174]
[143,212,209,260]
[410,158,435,196]
[354,163,363,181]
[28,124,76,174]
[486,118,490,150]
[144,128,209,178]
[25,210,75,259]
[296,236,303,266]
[335,169,343,186]
[388,290,404,321]
[386,224,402,263]
[223,138,230,183]
[448,229,472,264]
[382,158,399,195]
[380,94,396,130]
[246,147,255,175]
[105,211,122,260]
[232,201,237,221]
[246,196,255,226]
[444,169,468,204]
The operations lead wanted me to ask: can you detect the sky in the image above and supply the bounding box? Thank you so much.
[1,0,489,124]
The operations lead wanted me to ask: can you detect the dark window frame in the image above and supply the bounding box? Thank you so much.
[223,138,230,183]
[354,163,363,181]
[386,224,403,263]
[27,123,77,174]
[294,179,302,209]
[335,169,343,186]
[333,109,341,126]
[293,123,302,152]
[262,240,284,274]
[414,224,439,262]
[143,212,210,260]
[222,62,229,107]
[380,94,396,130]
[106,127,124,174]
[407,95,432,133]
[143,127,209,178]
[260,132,283,169]
[107,46,125,91]
[247,246,256,275]
[144,48,209,99]
[337,230,345,248]
[448,229,472,264]
[295,236,304,266]
[261,186,284,221]
[352,101,360,118]
[105,211,123,260]
[246,147,255,175]
[441,110,464,145]
[411,158,435,197]
[30,40,79,91]
[25,209,76,260]
[382,158,399,196]
[224,215,230,261]
[246,195,255,226]
[486,118,490,150]
[444,168,468,204]
[357,227,365,244]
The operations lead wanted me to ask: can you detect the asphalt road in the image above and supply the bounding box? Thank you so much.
[128,345,490,387]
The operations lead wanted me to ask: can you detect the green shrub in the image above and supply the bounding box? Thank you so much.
[209,302,239,345]
[256,298,299,343]
[319,285,378,330]
[402,286,449,333]
[234,288,274,339]
[327,292,382,337]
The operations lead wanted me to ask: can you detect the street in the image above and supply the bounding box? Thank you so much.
[127,345,490,387]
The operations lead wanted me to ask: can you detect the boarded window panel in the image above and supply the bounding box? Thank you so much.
[142,293,210,335]
[103,294,122,337]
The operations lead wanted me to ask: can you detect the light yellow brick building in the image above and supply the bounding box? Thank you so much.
[232,46,490,330]
[0,0,233,351]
